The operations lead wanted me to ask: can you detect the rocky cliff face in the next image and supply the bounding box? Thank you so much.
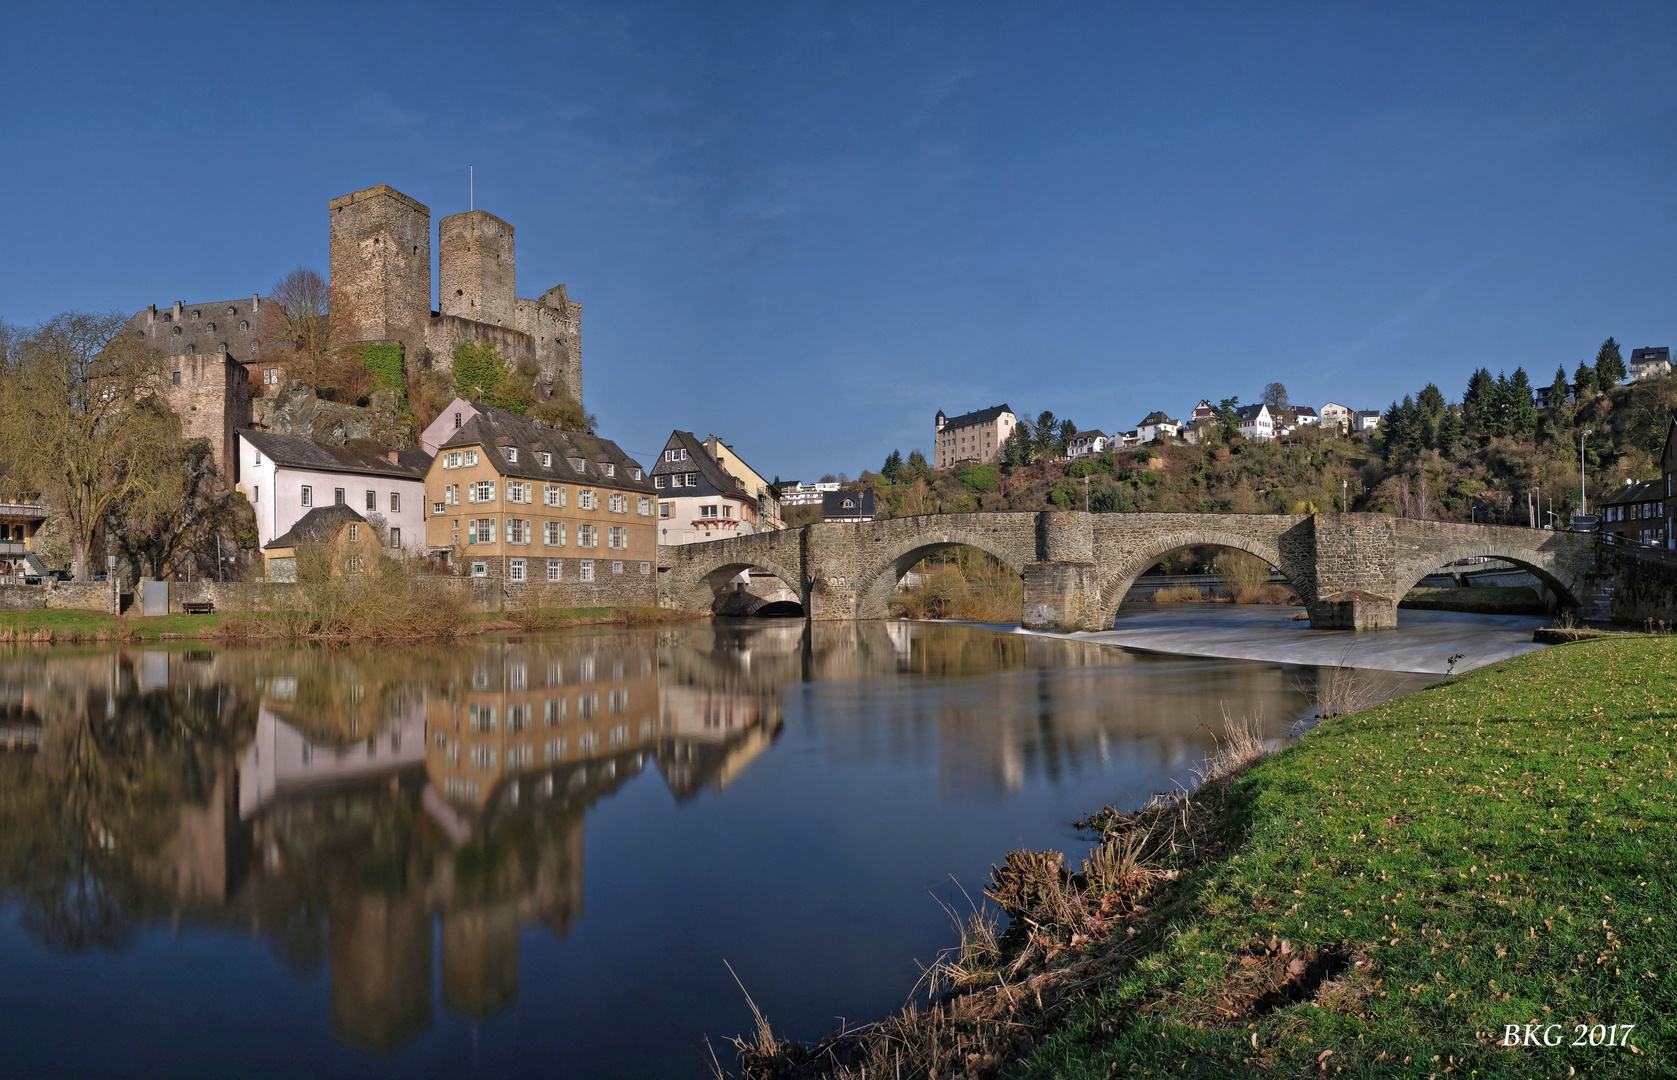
[250,381,412,448]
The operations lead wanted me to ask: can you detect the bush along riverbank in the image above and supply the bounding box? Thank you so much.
[725,639,1677,1078]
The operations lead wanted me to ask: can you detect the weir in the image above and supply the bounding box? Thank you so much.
[656,511,1601,631]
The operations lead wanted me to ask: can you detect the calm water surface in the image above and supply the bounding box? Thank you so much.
[0,619,1421,1078]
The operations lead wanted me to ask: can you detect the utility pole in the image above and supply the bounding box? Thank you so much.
[1342,477,1349,512]
[1083,475,1090,512]
[1580,430,1593,516]
[217,535,223,582]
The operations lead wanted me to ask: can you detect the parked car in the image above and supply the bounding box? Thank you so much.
[45,570,72,582]
[22,575,41,585]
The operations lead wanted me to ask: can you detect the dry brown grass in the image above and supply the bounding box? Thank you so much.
[261,546,472,640]
[895,554,1024,623]
[1306,646,1410,719]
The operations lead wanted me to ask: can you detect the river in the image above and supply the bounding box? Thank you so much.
[0,611,1520,1077]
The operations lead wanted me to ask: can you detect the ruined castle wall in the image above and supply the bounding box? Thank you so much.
[513,285,582,404]
[159,351,250,479]
[328,185,432,357]
[439,210,515,327]
[424,314,537,375]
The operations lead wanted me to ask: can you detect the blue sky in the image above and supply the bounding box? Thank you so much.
[3,2,1675,479]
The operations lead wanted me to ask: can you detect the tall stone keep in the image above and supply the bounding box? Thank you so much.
[328,185,432,356]
[439,210,515,327]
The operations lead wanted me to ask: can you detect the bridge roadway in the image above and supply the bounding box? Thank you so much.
[656,511,1599,631]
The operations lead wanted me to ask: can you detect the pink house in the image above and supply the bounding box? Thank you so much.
[237,430,432,560]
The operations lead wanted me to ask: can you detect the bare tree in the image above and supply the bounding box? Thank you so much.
[1262,382,1289,411]
[256,268,368,395]
[0,312,174,579]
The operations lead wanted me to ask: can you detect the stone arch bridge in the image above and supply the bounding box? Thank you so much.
[657,512,1600,631]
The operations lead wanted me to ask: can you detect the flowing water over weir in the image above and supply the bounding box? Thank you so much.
[0,613,1534,1077]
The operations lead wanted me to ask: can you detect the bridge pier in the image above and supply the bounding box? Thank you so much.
[1022,562,1104,630]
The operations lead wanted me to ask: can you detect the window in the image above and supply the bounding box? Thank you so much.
[507,744,534,768]
[723,505,733,518]
[262,364,281,384]
[508,482,526,504]
[637,497,652,515]
[334,488,345,505]
[471,480,495,503]
[568,457,585,472]
[631,468,642,480]
[473,519,495,544]
[253,449,262,466]
[172,371,181,385]
[547,559,562,581]
[346,555,365,573]
[609,725,628,747]
[612,560,624,574]
[545,738,567,762]
[366,490,376,511]
[469,745,496,771]
[664,448,687,462]
[608,526,627,549]
[545,521,565,546]
[577,524,597,548]
[655,475,665,488]
[686,473,698,486]
[601,463,615,477]
[640,561,651,575]
[300,486,313,507]
[444,452,461,469]
[545,696,566,722]
[609,493,626,513]
[390,528,400,548]
[465,450,478,466]
[539,452,552,467]
[507,519,528,544]
[471,561,487,577]
[577,730,598,753]
[255,486,260,504]
[454,411,462,429]
[578,489,597,510]
[579,559,594,582]
[609,689,628,713]
[390,492,400,513]
[579,693,598,719]
[701,505,718,518]
[505,447,518,463]
[660,502,672,518]
[348,523,359,541]
[434,501,445,515]
[509,558,526,582]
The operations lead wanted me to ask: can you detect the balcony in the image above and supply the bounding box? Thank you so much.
[0,542,28,556]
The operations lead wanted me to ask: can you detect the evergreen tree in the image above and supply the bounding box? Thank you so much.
[1057,417,1079,456]
[1507,367,1538,439]
[902,449,929,483]
[1002,425,1032,468]
[1574,360,1597,396]
[1215,397,1242,440]
[1383,396,1422,458]
[1435,403,1465,456]
[1033,411,1059,458]
[881,449,903,483]
[1595,337,1626,386]
[1416,383,1446,447]
[1462,368,1496,433]
[1549,364,1571,409]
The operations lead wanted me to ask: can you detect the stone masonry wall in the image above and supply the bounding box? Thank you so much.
[329,185,433,359]
[439,210,516,327]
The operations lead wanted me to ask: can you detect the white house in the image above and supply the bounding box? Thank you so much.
[1353,410,1382,432]
[1235,404,1275,441]
[1067,430,1109,458]
[1136,412,1182,443]
[1628,347,1672,383]
[1319,403,1352,432]
[237,430,431,560]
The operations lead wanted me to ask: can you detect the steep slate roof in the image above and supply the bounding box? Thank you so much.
[1072,429,1108,440]
[264,505,367,550]
[240,430,430,480]
[1630,346,1671,366]
[1235,404,1269,422]
[1290,406,1319,418]
[651,430,750,497]
[822,490,876,518]
[125,296,266,363]
[1599,479,1665,508]
[439,412,655,493]
[940,404,1014,429]
[1139,411,1179,426]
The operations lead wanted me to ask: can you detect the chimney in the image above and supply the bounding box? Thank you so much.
[387,451,399,463]
[172,300,183,323]
[252,293,260,313]
[147,304,156,325]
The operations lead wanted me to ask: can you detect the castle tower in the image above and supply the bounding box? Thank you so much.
[328,185,432,356]
[439,210,515,327]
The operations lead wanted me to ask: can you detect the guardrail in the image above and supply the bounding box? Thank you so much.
[1598,532,1677,568]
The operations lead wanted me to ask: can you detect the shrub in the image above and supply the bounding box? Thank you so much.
[264,544,470,639]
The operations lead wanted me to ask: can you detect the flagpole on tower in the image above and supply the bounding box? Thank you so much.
[470,165,474,210]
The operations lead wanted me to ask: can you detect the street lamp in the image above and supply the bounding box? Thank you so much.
[1580,430,1593,516]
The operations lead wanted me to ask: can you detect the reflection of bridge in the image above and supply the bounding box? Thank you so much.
[658,511,1600,631]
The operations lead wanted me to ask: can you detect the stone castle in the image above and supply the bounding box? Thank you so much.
[126,183,582,473]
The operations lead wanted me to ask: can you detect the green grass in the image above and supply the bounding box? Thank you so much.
[1022,639,1677,1077]
[1399,585,1548,615]
[0,608,230,641]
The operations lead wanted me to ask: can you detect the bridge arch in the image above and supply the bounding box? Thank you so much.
[1390,540,1581,614]
[1094,528,1306,630]
[851,523,1031,621]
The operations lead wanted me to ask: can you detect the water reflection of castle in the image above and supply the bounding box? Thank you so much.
[0,638,784,1055]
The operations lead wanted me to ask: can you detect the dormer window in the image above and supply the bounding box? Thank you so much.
[601,463,615,477]
[206,322,215,332]
[569,457,585,472]
[538,452,552,467]
[630,468,642,480]
[239,321,249,331]
[505,447,518,463]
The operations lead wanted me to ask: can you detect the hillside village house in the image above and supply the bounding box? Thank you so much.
[260,504,385,582]
[933,405,1017,469]
[1319,403,1352,432]
[0,481,47,583]
[652,431,774,545]
[1275,406,1319,435]
[776,481,839,506]
[1353,410,1383,432]
[1628,346,1672,383]
[237,431,429,560]
[822,490,876,522]
[1136,412,1182,443]
[1067,430,1109,458]
[1189,400,1217,424]
[700,435,782,531]
[1235,403,1276,441]
[427,411,656,594]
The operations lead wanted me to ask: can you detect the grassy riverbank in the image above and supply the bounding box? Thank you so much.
[0,605,692,644]
[734,638,1677,1078]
